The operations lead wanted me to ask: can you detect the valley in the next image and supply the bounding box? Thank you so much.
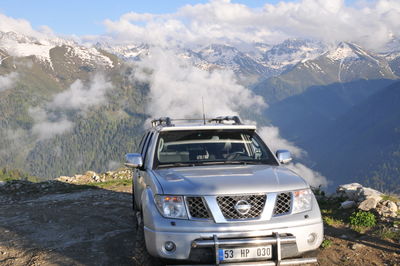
[0,30,399,192]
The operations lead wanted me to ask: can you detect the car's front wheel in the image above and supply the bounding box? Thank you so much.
[133,212,163,266]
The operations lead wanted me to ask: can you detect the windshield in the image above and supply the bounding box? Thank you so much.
[154,129,278,168]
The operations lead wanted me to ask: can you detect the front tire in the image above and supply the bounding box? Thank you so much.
[133,213,163,266]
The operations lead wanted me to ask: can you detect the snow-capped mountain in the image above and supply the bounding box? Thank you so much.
[0,31,65,65]
[254,41,398,104]
[195,44,274,76]
[0,31,115,69]
[95,42,149,61]
[381,49,400,77]
[96,42,279,81]
[260,39,326,71]
[322,42,396,82]
[1,30,399,90]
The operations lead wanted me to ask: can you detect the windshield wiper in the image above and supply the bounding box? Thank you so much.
[194,161,250,166]
[157,162,195,168]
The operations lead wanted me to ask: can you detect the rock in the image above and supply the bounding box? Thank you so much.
[350,243,364,250]
[360,187,382,201]
[84,171,100,182]
[341,200,356,209]
[358,197,380,211]
[85,171,97,177]
[0,181,5,187]
[387,201,398,214]
[376,200,398,217]
[337,183,363,201]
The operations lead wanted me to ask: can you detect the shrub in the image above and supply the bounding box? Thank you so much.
[349,210,376,228]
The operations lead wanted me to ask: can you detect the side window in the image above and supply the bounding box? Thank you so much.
[139,133,150,155]
[142,132,154,168]
[251,137,263,159]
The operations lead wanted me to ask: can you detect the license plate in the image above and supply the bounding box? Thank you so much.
[218,245,272,262]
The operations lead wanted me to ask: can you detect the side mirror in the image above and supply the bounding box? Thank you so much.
[125,153,143,168]
[276,150,292,164]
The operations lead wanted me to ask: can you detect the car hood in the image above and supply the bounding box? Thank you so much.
[153,164,309,195]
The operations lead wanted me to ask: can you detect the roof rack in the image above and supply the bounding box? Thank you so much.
[150,116,243,127]
[208,116,242,125]
[151,117,173,127]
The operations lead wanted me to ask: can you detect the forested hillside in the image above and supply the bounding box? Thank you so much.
[0,45,148,178]
[305,81,400,192]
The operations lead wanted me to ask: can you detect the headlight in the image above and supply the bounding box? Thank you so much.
[292,189,313,214]
[155,195,188,219]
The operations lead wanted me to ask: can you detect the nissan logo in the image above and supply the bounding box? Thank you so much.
[234,200,252,215]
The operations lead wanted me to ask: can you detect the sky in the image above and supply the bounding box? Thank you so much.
[0,0,360,36]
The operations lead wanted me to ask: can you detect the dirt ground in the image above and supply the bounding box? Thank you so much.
[319,226,400,266]
[0,183,399,266]
[0,185,135,266]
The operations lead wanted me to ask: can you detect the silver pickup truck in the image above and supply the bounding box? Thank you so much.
[125,116,323,265]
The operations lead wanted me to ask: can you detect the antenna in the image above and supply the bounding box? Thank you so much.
[202,97,206,125]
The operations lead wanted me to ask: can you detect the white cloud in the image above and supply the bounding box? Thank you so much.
[0,14,54,39]
[132,46,327,187]
[258,126,327,187]
[286,162,328,188]
[133,47,266,119]
[30,107,74,141]
[49,73,112,112]
[103,0,400,51]
[258,126,304,158]
[29,73,113,140]
[0,72,18,92]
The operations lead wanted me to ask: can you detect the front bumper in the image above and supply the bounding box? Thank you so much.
[192,233,318,265]
[144,221,323,264]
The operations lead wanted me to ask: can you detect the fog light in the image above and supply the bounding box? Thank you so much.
[307,233,317,244]
[164,241,176,252]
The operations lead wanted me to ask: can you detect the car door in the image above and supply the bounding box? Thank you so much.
[134,131,154,210]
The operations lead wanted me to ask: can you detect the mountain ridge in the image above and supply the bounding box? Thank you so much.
[0,30,399,192]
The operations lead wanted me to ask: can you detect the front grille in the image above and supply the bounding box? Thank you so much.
[273,192,292,216]
[186,197,211,219]
[217,194,266,220]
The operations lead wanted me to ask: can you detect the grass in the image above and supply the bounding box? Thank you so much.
[351,225,372,234]
[87,179,131,189]
[381,194,399,203]
[323,215,345,227]
[373,226,400,241]
[318,197,353,228]
[321,239,333,249]
[0,168,41,183]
